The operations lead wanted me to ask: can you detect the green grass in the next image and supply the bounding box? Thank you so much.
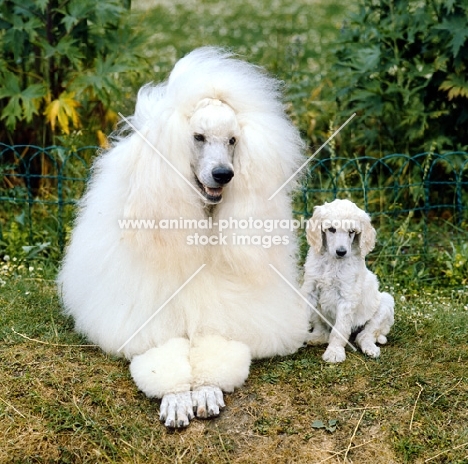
[1,269,467,463]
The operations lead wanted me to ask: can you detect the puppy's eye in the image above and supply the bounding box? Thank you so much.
[329,227,336,233]
[194,134,205,142]
[229,137,236,145]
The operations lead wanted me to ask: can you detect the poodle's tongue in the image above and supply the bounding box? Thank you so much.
[204,186,223,197]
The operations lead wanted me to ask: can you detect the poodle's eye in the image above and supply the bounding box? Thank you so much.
[229,137,236,145]
[328,227,336,233]
[194,134,205,142]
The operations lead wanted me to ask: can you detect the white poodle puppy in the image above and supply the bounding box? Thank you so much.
[57,47,309,427]
[302,199,394,363]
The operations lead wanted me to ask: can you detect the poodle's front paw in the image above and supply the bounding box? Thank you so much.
[159,391,194,428]
[192,386,225,419]
[322,345,346,363]
[306,331,329,346]
[360,342,381,358]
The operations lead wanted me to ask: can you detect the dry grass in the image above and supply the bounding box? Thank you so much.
[1,275,467,463]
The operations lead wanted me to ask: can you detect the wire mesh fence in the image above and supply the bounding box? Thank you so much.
[1,143,467,277]
[0,143,97,259]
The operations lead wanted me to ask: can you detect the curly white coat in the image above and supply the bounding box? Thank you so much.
[302,199,394,363]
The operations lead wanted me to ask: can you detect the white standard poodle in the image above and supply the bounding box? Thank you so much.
[302,199,394,363]
[57,47,309,428]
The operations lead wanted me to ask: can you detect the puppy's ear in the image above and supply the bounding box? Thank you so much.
[359,212,376,257]
[306,206,324,253]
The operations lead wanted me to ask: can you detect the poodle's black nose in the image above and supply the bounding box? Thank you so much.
[212,166,234,185]
[336,247,347,257]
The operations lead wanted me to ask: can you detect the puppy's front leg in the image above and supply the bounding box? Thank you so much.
[301,276,318,321]
[302,280,330,345]
[322,303,353,363]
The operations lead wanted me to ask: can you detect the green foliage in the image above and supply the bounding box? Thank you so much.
[431,241,468,285]
[333,0,468,156]
[0,208,58,275]
[311,419,338,433]
[0,0,149,146]
[372,220,468,288]
[0,144,96,270]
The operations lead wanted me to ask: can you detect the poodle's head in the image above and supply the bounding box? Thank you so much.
[131,48,304,213]
[189,98,240,205]
[306,199,376,259]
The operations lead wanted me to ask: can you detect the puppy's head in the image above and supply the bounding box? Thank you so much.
[306,199,376,259]
[189,98,239,205]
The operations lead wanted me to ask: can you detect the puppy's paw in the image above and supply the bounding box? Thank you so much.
[306,331,329,346]
[192,386,225,419]
[361,342,381,358]
[322,345,346,363]
[159,391,194,428]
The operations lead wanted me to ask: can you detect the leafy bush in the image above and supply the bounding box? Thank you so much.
[0,0,148,147]
[332,0,468,156]
[0,144,95,267]
[431,241,468,285]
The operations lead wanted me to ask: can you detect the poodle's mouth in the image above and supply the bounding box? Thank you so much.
[195,177,224,204]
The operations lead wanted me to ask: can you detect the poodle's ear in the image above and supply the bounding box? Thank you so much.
[306,206,324,254]
[359,212,376,257]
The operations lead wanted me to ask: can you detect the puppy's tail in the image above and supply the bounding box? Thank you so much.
[377,292,395,344]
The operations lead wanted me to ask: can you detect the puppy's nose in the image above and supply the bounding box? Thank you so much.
[336,247,347,257]
[212,166,234,185]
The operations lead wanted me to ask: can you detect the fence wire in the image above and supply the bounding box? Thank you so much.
[1,144,467,270]
[0,143,96,255]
